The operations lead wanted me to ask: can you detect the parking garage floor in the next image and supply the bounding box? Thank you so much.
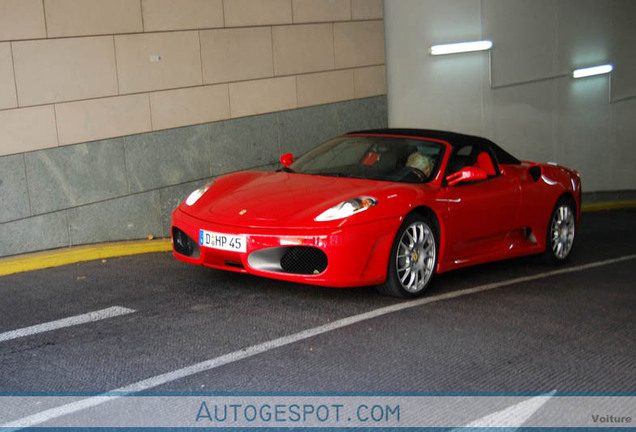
[0,208,634,427]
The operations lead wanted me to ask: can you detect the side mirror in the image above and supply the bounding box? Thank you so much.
[446,166,487,186]
[280,153,294,168]
[528,165,542,182]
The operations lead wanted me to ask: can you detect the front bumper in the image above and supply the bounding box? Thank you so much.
[171,207,402,287]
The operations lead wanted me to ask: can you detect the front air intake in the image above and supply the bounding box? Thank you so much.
[172,227,200,258]
[280,247,328,275]
[248,246,328,275]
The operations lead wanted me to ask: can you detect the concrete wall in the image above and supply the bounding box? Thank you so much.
[0,0,387,257]
[384,0,636,194]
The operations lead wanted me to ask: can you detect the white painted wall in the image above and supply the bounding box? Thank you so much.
[384,0,636,192]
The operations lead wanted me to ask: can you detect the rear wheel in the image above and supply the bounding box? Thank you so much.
[377,215,437,298]
[544,198,576,263]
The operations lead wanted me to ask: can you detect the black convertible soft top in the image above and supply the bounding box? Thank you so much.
[346,128,522,165]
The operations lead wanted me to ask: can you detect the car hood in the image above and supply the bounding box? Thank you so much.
[183,171,421,228]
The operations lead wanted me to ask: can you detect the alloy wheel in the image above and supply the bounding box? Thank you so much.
[396,221,436,293]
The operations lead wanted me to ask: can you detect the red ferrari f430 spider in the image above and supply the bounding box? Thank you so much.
[172,129,581,297]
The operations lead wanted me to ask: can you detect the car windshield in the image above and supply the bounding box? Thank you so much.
[290,136,445,183]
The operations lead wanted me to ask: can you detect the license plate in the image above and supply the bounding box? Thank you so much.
[199,230,247,253]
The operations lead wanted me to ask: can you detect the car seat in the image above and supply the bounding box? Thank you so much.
[476,152,496,176]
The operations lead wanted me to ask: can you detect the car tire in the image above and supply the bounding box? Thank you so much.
[377,214,438,298]
[543,197,576,264]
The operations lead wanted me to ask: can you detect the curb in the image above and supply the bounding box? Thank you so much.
[581,200,636,212]
[1,202,634,278]
[0,239,172,277]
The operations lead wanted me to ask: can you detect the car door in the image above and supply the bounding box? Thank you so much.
[440,145,522,264]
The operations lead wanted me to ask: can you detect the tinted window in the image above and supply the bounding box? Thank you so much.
[291,136,445,183]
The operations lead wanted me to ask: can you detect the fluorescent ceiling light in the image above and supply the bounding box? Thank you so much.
[572,64,614,78]
[430,40,493,56]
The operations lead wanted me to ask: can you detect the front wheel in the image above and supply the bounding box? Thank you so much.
[543,198,576,264]
[376,215,438,298]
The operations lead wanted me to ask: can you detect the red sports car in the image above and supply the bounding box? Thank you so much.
[171,129,581,297]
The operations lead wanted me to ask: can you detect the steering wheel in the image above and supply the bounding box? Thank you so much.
[406,166,427,182]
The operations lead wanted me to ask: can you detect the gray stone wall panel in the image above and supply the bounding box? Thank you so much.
[0,154,30,223]
[0,212,69,257]
[278,104,339,157]
[208,113,279,174]
[125,125,211,194]
[25,139,128,215]
[337,96,388,133]
[69,192,162,245]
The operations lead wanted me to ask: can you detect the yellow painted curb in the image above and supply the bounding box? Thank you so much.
[581,200,636,212]
[0,239,172,277]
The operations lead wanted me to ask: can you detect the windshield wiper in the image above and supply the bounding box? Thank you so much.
[315,172,345,177]
[315,172,362,179]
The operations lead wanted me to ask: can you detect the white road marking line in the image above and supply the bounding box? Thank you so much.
[0,306,136,343]
[461,391,556,429]
[3,254,635,429]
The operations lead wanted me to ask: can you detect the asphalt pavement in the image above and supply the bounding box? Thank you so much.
[0,208,635,427]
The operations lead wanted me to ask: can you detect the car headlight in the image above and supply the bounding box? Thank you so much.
[315,197,378,222]
[185,182,213,206]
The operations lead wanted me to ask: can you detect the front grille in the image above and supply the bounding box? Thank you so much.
[172,227,200,258]
[280,247,328,275]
